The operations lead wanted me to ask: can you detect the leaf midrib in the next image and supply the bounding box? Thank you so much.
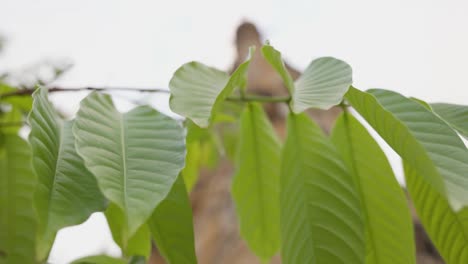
[119,113,129,234]
[341,113,380,263]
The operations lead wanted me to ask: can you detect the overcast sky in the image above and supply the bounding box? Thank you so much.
[1,0,467,263]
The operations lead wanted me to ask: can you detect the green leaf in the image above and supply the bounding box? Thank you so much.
[331,112,415,264]
[231,103,280,260]
[0,83,33,112]
[346,87,468,210]
[181,141,202,192]
[169,49,253,128]
[71,255,127,264]
[404,162,468,263]
[261,45,352,113]
[261,44,295,93]
[431,103,468,140]
[281,113,364,264]
[148,174,197,264]
[0,106,22,134]
[0,134,36,264]
[293,57,352,113]
[105,203,151,258]
[73,92,186,237]
[28,88,106,260]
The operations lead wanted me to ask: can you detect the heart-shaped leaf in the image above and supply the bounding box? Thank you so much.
[73,92,185,237]
[28,88,106,260]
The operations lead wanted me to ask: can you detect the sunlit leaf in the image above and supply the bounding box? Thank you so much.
[293,57,351,112]
[73,92,185,237]
[0,106,22,134]
[231,103,280,260]
[404,162,468,263]
[261,45,295,93]
[148,175,197,264]
[105,203,151,258]
[0,134,36,264]
[346,87,468,210]
[0,84,33,112]
[28,88,106,260]
[281,113,364,264]
[431,103,468,140]
[331,112,415,264]
[169,49,253,128]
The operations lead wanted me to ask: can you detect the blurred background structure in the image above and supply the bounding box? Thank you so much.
[1,0,467,263]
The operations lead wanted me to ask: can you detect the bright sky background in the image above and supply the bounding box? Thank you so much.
[1,0,468,263]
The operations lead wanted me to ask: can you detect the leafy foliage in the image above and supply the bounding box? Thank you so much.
[231,103,281,261]
[1,44,468,264]
[28,88,106,260]
[0,135,36,264]
[331,112,415,264]
[73,91,186,237]
[281,113,365,264]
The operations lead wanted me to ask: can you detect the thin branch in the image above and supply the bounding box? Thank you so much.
[0,86,170,99]
[227,94,291,103]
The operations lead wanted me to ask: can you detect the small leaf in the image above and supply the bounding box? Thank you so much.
[281,113,364,264]
[73,92,186,237]
[261,45,295,93]
[170,49,253,128]
[231,103,281,260]
[431,103,468,140]
[148,174,197,264]
[28,88,106,260]
[331,112,415,264]
[346,87,468,210]
[71,255,127,264]
[105,204,151,258]
[404,162,468,263]
[293,57,352,112]
[0,134,36,264]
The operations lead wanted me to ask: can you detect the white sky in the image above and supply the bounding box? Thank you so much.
[1,0,468,263]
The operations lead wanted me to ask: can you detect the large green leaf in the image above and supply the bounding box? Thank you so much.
[404,162,468,263]
[105,203,151,258]
[281,113,364,264]
[71,255,127,264]
[261,44,295,93]
[346,87,468,210]
[0,135,36,264]
[431,103,468,140]
[231,103,280,261]
[331,112,415,264]
[261,45,352,113]
[73,92,185,237]
[28,88,106,260]
[148,174,197,264]
[169,49,253,128]
[293,57,352,113]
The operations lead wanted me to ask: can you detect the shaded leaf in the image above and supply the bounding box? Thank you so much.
[0,134,36,264]
[281,113,364,264]
[73,92,185,237]
[105,204,151,258]
[404,162,468,263]
[431,103,468,140]
[231,103,281,260]
[261,45,295,93]
[28,88,106,260]
[346,87,468,210]
[331,112,415,264]
[148,174,197,264]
